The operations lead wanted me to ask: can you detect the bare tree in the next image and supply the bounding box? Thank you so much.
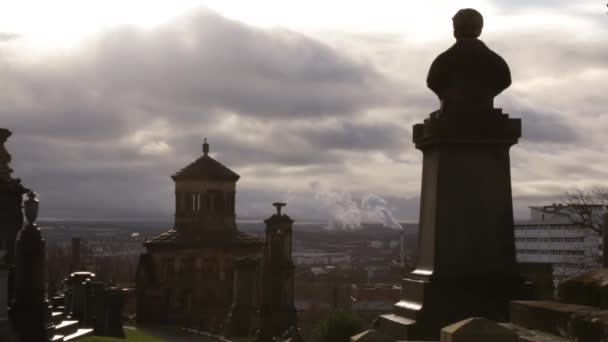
[561,186,608,234]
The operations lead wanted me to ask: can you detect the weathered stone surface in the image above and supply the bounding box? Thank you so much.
[501,323,575,342]
[351,329,393,342]
[558,268,608,308]
[440,318,517,342]
[510,300,595,337]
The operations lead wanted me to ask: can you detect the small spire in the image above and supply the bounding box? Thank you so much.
[203,138,209,155]
[273,202,286,215]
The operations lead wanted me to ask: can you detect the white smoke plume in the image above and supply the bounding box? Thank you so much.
[310,181,403,231]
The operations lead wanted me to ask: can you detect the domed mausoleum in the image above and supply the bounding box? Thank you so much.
[136,140,263,328]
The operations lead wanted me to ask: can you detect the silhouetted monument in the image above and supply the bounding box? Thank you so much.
[136,139,263,328]
[376,9,524,340]
[225,257,260,337]
[257,203,298,341]
[0,129,28,311]
[14,191,55,341]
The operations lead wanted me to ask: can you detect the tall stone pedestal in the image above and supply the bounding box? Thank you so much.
[377,109,525,341]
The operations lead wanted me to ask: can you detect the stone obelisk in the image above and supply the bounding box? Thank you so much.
[377,9,525,340]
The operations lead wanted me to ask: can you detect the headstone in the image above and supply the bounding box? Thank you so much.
[69,271,95,321]
[102,287,125,338]
[225,257,259,337]
[440,317,518,342]
[84,281,105,325]
[13,191,55,340]
[350,330,393,342]
[376,9,525,340]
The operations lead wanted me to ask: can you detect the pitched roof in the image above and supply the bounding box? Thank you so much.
[171,141,239,181]
[172,154,240,182]
[144,228,263,248]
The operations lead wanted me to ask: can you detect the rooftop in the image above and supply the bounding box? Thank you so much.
[171,139,240,182]
[144,228,262,248]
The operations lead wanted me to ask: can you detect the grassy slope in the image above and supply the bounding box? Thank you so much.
[79,329,169,342]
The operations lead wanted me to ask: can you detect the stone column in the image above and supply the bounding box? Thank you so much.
[14,191,55,341]
[376,111,525,340]
[225,257,259,337]
[257,203,298,342]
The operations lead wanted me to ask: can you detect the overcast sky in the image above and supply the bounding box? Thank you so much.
[1,1,606,222]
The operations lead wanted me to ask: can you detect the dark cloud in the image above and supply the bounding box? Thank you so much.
[1,9,398,220]
[519,109,581,144]
[299,121,407,151]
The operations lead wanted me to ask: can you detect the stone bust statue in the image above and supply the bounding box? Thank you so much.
[427,8,511,115]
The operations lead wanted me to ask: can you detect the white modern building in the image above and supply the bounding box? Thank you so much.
[515,204,603,285]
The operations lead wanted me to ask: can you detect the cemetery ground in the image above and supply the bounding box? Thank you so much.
[80,328,167,342]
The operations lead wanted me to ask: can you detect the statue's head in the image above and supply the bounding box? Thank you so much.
[453,8,483,39]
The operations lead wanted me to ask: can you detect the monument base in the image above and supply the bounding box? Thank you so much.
[376,272,528,340]
[376,109,526,341]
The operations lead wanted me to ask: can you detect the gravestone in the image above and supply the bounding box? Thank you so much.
[69,271,95,321]
[376,9,525,340]
[102,287,125,338]
[13,191,55,341]
[440,317,518,342]
[84,281,105,325]
[225,257,259,337]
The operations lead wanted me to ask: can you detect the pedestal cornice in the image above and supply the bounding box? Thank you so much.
[413,109,521,149]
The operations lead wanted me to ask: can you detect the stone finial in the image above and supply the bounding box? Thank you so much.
[0,128,14,182]
[273,202,286,215]
[24,191,39,227]
[441,317,518,342]
[203,138,209,155]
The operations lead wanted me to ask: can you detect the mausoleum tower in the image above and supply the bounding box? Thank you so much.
[171,139,239,236]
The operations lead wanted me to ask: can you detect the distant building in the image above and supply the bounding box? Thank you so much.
[350,284,401,324]
[292,252,351,268]
[136,140,263,329]
[515,204,602,285]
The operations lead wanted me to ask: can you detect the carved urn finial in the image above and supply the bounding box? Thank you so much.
[24,191,39,227]
[273,202,286,216]
[0,128,14,182]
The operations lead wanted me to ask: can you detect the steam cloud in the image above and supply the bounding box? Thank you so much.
[311,181,403,231]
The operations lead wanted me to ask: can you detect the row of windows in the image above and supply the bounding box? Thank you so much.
[176,191,236,215]
[553,262,587,269]
[514,224,579,231]
[516,249,585,256]
[515,237,585,243]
